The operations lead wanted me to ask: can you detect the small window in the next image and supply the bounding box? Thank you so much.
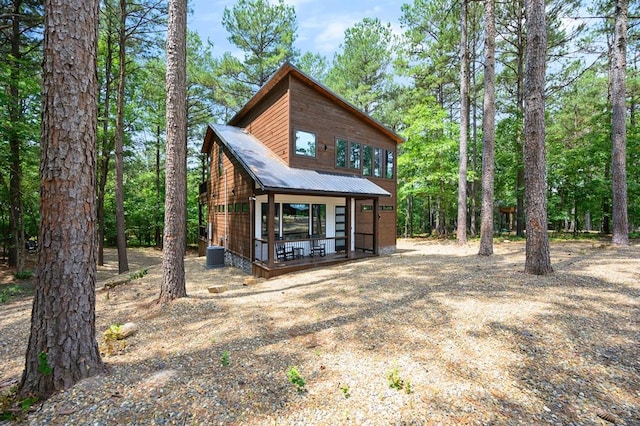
[295,130,316,157]
[362,145,372,176]
[242,203,249,213]
[218,145,223,176]
[349,142,361,169]
[361,204,373,211]
[336,139,347,167]
[228,203,233,213]
[235,203,241,213]
[374,147,383,177]
[385,149,395,179]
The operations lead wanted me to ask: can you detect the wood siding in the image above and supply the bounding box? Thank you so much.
[207,138,253,259]
[235,78,290,163]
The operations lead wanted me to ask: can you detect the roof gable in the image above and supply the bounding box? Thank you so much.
[228,62,403,145]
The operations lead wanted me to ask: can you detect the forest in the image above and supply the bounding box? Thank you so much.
[1,0,638,272]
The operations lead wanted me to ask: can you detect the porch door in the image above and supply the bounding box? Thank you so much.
[335,206,346,251]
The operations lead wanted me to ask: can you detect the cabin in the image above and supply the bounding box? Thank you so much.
[198,62,403,278]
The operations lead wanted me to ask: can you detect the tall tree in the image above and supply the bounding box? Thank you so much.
[0,0,42,272]
[326,17,396,116]
[611,0,629,245]
[19,0,106,399]
[478,0,496,256]
[219,0,298,106]
[524,0,552,274]
[457,0,469,245]
[159,0,187,303]
[114,0,130,273]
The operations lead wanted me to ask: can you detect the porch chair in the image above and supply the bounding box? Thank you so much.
[310,238,326,257]
[276,243,294,262]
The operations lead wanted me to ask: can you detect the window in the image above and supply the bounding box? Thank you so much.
[374,147,384,177]
[386,149,395,179]
[311,204,326,237]
[218,145,223,176]
[228,204,233,213]
[242,203,249,213]
[261,203,280,238]
[295,130,316,157]
[362,145,372,176]
[234,203,241,213]
[282,203,309,239]
[349,142,361,169]
[336,139,347,167]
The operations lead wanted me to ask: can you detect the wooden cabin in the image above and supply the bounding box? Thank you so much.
[198,62,403,278]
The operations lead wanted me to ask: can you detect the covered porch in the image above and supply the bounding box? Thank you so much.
[251,193,382,278]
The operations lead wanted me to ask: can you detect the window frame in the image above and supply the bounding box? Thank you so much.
[349,141,361,170]
[336,139,348,168]
[294,129,317,158]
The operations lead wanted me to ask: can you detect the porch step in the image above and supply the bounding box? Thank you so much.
[208,285,228,294]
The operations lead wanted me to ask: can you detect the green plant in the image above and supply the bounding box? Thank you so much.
[286,366,306,393]
[128,269,148,280]
[387,366,404,391]
[340,384,351,399]
[100,323,127,356]
[404,379,412,394]
[20,397,39,412]
[0,284,29,303]
[221,350,230,366]
[14,270,33,280]
[37,352,52,376]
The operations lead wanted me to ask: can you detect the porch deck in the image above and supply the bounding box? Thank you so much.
[252,249,377,279]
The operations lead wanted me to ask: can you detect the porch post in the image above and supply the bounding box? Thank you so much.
[346,196,352,259]
[373,197,379,255]
[267,192,275,268]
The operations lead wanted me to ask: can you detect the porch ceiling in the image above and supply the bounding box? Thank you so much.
[208,124,391,198]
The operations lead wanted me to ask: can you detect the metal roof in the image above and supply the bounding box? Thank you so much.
[209,124,391,198]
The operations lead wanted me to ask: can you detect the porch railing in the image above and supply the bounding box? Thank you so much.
[354,232,374,253]
[254,236,347,263]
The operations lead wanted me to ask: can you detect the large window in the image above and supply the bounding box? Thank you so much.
[374,147,383,177]
[385,149,395,179]
[261,203,280,238]
[336,139,347,167]
[295,130,316,157]
[362,145,372,176]
[311,204,326,237]
[282,203,309,239]
[349,142,361,169]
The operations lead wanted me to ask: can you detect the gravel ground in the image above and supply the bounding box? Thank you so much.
[1,239,639,425]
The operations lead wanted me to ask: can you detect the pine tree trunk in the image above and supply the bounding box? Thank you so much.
[8,0,26,272]
[159,0,188,303]
[478,0,496,256]
[524,0,552,275]
[611,0,629,246]
[19,0,106,399]
[97,2,115,266]
[457,0,469,245]
[114,0,129,273]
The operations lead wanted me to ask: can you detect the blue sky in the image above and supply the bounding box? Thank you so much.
[188,0,406,58]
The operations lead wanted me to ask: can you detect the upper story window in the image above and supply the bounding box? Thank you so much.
[336,139,347,167]
[373,147,383,177]
[295,130,316,157]
[385,149,395,179]
[349,142,361,169]
[362,145,372,176]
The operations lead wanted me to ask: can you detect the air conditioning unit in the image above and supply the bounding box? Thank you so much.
[206,246,225,269]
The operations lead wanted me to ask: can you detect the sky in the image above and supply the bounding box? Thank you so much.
[188,0,407,58]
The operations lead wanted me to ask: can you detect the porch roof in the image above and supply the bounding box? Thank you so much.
[206,124,391,198]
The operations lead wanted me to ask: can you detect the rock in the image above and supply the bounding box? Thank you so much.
[243,277,257,286]
[208,285,228,293]
[104,322,138,340]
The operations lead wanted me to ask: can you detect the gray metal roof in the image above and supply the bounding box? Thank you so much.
[210,124,391,198]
